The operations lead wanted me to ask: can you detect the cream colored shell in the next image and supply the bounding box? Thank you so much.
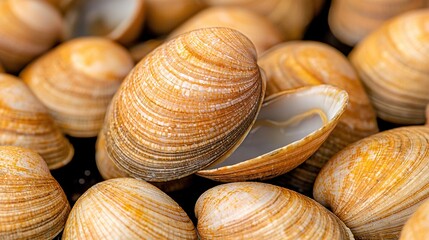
[21,37,134,137]
[62,178,197,239]
[349,9,429,124]
[400,198,429,240]
[314,126,429,239]
[195,182,354,239]
[0,146,70,239]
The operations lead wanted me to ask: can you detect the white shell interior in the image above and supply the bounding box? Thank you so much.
[207,87,345,169]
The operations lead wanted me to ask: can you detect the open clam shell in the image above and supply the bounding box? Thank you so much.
[195,182,354,239]
[63,178,197,239]
[0,146,70,239]
[0,74,73,169]
[314,126,429,239]
[197,84,348,182]
[21,37,134,137]
[62,0,145,45]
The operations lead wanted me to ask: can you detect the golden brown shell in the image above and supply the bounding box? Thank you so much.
[314,126,429,239]
[400,198,429,240]
[0,146,70,239]
[21,37,134,137]
[62,178,197,239]
[103,27,265,182]
[195,182,354,239]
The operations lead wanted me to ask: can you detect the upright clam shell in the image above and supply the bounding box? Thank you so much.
[0,0,62,72]
[195,182,354,239]
[103,27,265,182]
[21,37,134,137]
[314,126,429,239]
[400,198,429,240]
[349,9,429,124]
[258,41,378,194]
[0,74,73,169]
[0,146,70,239]
[168,7,283,55]
[62,178,197,239]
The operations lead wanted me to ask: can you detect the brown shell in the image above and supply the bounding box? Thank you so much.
[349,9,429,124]
[103,27,265,182]
[0,74,74,169]
[21,37,134,137]
[258,41,378,195]
[0,146,70,239]
[314,126,429,239]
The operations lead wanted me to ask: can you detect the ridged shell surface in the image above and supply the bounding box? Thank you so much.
[400,198,429,240]
[195,182,354,239]
[0,74,74,169]
[62,178,197,239]
[349,9,429,124]
[258,41,378,195]
[21,37,134,137]
[314,126,429,239]
[0,146,70,239]
[103,27,265,182]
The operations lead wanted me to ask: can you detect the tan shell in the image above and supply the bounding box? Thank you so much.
[197,85,348,182]
[63,0,145,45]
[129,39,164,62]
[314,126,429,239]
[195,182,354,239]
[0,0,62,72]
[349,9,429,124]
[145,0,205,35]
[0,74,74,169]
[258,41,378,194]
[21,37,134,137]
[400,198,429,240]
[103,27,265,182]
[329,0,425,46]
[62,178,197,239]
[201,0,321,40]
[0,146,70,239]
[168,7,283,55]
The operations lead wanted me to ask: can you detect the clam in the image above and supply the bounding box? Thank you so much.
[0,74,74,169]
[0,0,62,72]
[329,0,425,46]
[62,0,145,45]
[400,198,429,240]
[21,37,134,137]
[129,39,164,62]
[62,178,197,239]
[258,41,378,194]
[349,9,429,124]
[195,182,354,239]
[0,146,70,239]
[314,126,429,239]
[168,7,284,55]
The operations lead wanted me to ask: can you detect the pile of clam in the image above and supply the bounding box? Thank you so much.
[1,0,429,239]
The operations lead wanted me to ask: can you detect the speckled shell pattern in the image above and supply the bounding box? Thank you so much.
[258,41,378,195]
[314,126,429,239]
[0,74,74,169]
[0,146,70,239]
[349,9,429,124]
[195,182,354,239]
[103,27,265,182]
[62,178,197,239]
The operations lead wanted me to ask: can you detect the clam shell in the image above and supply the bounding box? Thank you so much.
[168,7,283,55]
[129,39,164,62]
[103,27,265,182]
[400,198,429,240]
[0,74,74,169]
[314,126,429,239]
[21,37,134,137]
[258,41,378,194]
[0,0,62,72]
[195,182,354,239]
[0,146,70,239]
[197,84,348,182]
[329,0,425,46]
[62,178,197,239]
[63,0,145,45]
[349,9,429,124]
